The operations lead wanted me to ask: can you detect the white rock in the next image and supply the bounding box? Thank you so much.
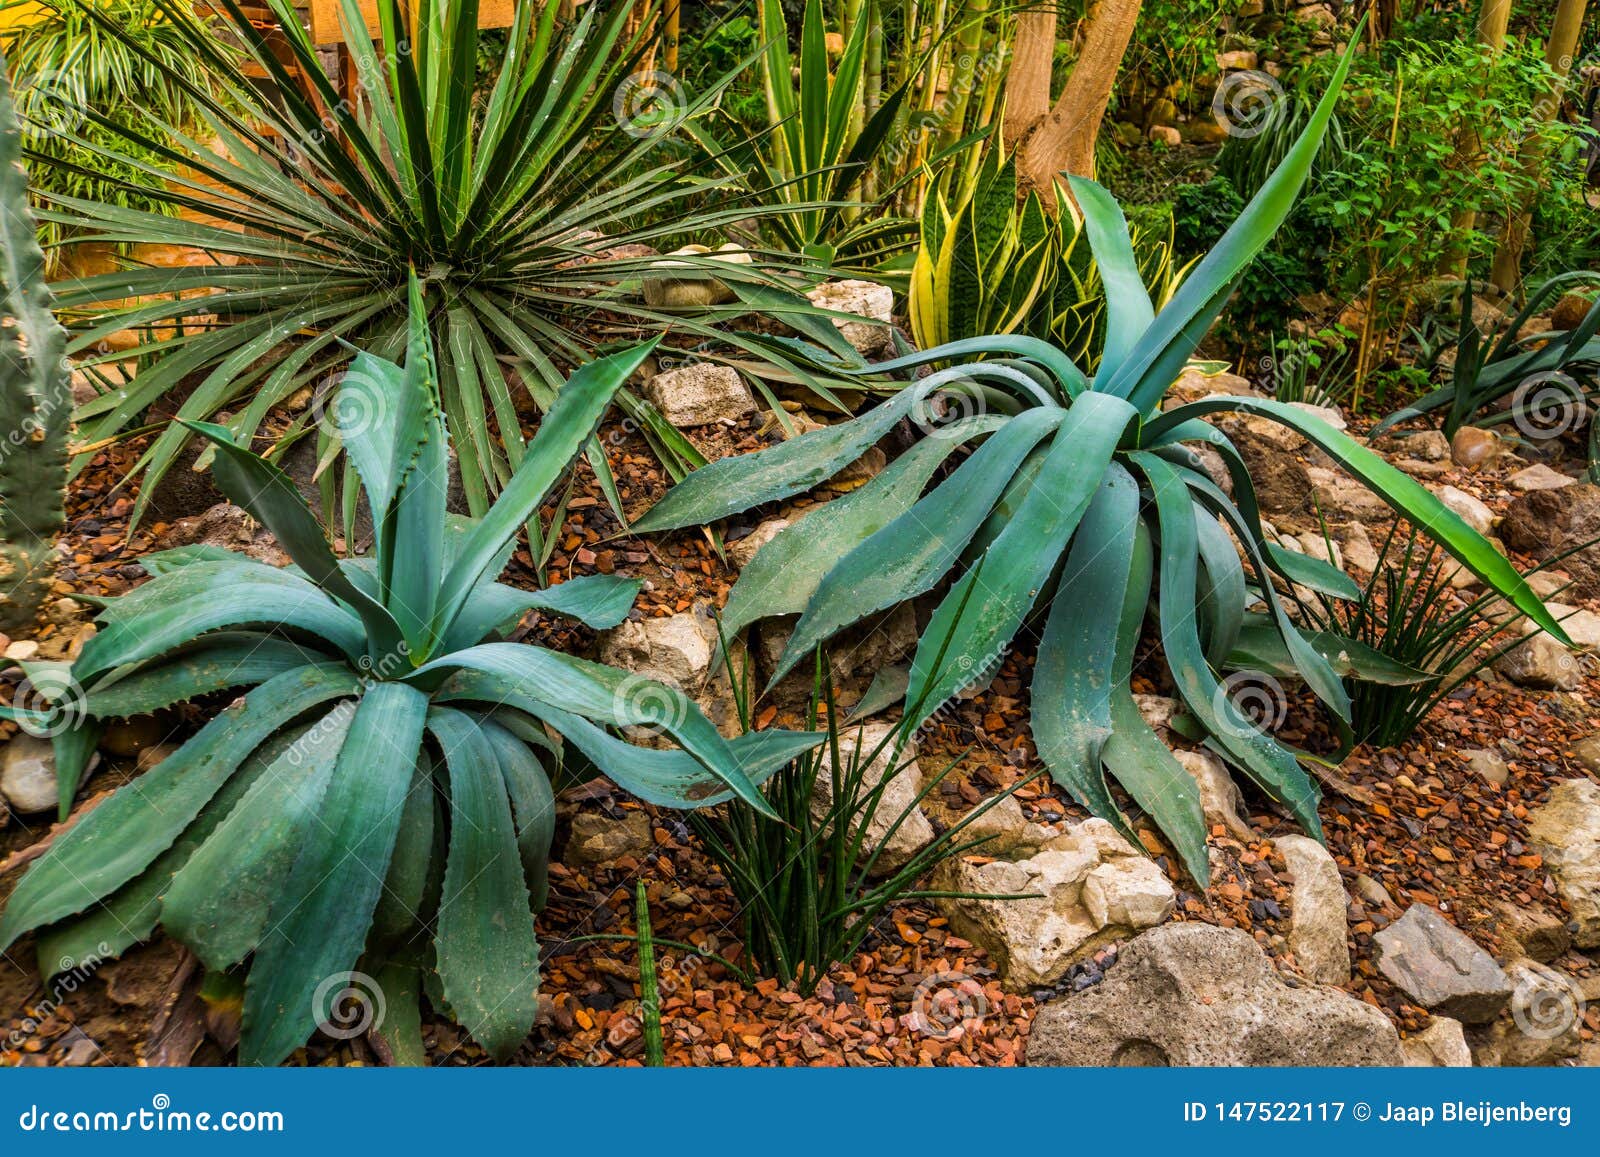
[1,733,96,814]
[1287,401,1347,431]
[1494,633,1581,691]
[1527,779,1600,948]
[1508,464,1577,492]
[1401,1018,1473,1067]
[806,279,895,356]
[1276,834,1352,985]
[1173,748,1251,838]
[726,518,792,569]
[641,243,751,309]
[1339,522,1380,573]
[818,723,933,875]
[1434,484,1495,534]
[598,607,745,737]
[936,817,1174,989]
[1133,694,1179,732]
[1296,532,1342,568]
[642,363,756,427]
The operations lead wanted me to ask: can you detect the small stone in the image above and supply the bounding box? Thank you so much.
[1,733,96,814]
[1133,694,1178,732]
[3,639,40,662]
[1276,834,1351,984]
[726,518,791,569]
[642,364,756,427]
[1173,748,1251,838]
[1373,905,1513,1023]
[1484,899,1571,964]
[565,810,654,867]
[1462,748,1510,786]
[1493,633,1581,691]
[101,716,165,758]
[1351,873,1394,911]
[135,744,181,773]
[641,244,751,309]
[1434,484,1494,534]
[1215,49,1258,70]
[1508,463,1577,492]
[805,280,895,356]
[1286,401,1347,431]
[1471,960,1585,1066]
[1451,426,1505,469]
[1371,429,1449,462]
[1400,1018,1472,1067]
[1339,523,1380,574]
[1147,124,1182,147]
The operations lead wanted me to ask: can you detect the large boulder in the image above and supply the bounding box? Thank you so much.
[1527,779,1600,948]
[1373,904,1512,1023]
[1026,923,1402,1066]
[936,819,1174,990]
[1500,483,1600,598]
[1275,834,1351,985]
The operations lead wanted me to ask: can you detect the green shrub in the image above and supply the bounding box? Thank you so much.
[633,39,1564,885]
[0,281,818,1065]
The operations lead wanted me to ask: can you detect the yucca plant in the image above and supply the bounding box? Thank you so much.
[636,37,1567,885]
[688,0,915,269]
[42,0,821,526]
[0,281,819,1066]
[1374,274,1600,464]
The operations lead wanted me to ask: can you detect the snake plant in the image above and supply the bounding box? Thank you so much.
[0,48,70,630]
[635,40,1566,884]
[0,281,815,1066]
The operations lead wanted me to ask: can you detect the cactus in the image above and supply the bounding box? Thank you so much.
[0,50,70,631]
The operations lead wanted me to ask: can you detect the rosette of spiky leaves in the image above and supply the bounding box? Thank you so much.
[0,280,813,1067]
[1373,274,1600,463]
[633,35,1566,885]
[40,0,838,527]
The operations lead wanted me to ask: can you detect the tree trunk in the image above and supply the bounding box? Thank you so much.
[1438,0,1513,278]
[1015,0,1143,194]
[1003,9,1056,149]
[1489,0,1589,295]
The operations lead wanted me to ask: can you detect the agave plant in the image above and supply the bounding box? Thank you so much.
[0,282,817,1066]
[41,0,820,525]
[636,41,1566,884]
[1374,275,1600,465]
